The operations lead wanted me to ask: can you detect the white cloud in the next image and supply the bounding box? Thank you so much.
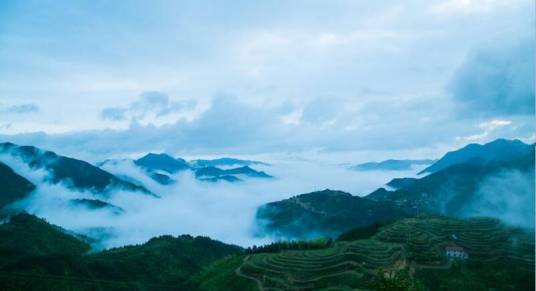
[0,0,533,156]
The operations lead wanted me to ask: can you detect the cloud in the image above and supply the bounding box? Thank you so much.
[0,0,533,156]
[101,107,126,121]
[460,169,535,228]
[1,148,421,248]
[2,103,40,114]
[457,119,513,143]
[100,91,196,123]
[448,36,534,116]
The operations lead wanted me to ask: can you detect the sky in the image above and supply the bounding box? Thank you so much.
[0,0,534,161]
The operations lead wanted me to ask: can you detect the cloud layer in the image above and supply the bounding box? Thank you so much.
[449,36,534,116]
[0,0,533,157]
[1,151,423,248]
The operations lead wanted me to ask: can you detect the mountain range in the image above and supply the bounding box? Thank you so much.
[351,159,435,171]
[133,153,272,184]
[0,138,533,290]
[257,138,535,238]
[0,142,153,196]
[418,138,533,174]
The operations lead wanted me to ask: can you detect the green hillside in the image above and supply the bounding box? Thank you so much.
[199,215,534,290]
[0,213,90,268]
[0,213,243,290]
[0,161,35,210]
[256,189,407,239]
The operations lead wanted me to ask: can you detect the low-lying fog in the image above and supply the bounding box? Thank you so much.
[1,152,425,249]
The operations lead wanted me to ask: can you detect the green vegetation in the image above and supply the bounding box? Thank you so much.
[0,213,242,290]
[245,238,332,254]
[337,222,383,241]
[0,213,533,290]
[201,215,534,290]
[256,189,408,239]
[192,255,257,291]
[0,213,90,268]
[0,161,35,210]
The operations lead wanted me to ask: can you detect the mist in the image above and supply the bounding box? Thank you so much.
[0,152,421,249]
[460,169,535,229]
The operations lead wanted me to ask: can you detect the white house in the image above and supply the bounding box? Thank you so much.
[446,246,468,260]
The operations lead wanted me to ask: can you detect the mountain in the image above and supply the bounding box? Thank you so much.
[255,189,407,239]
[149,171,175,185]
[385,177,417,190]
[68,198,124,215]
[190,157,269,168]
[198,175,242,183]
[195,165,272,181]
[134,153,191,173]
[351,159,435,171]
[0,161,36,210]
[0,142,153,196]
[419,138,533,174]
[0,213,243,290]
[198,215,534,291]
[0,213,90,268]
[365,187,392,201]
[224,166,272,178]
[366,145,535,226]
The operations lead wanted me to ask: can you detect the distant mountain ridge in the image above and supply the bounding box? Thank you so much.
[365,139,535,227]
[134,153,191,173]
[196,165,272,180]
[127,153,273,184]
[351,159,435,171]
[419,138,533,174]
[191,157,269,168]
[0,142,154,197]
[257,138,535,239]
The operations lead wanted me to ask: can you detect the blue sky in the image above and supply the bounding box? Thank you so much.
[0,0,534,160]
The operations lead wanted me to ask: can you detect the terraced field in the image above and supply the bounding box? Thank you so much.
[231,216,534,290]
[239,240,403,290]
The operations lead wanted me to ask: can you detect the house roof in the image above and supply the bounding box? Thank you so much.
[446,246,464,251]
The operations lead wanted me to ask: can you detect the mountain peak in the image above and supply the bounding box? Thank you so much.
[419,138,532,174]
[134,152,190,173]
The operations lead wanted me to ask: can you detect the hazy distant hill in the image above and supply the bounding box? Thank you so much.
[351,159,435,171]
[191,157,269,168]
[134,153,191,173]
[126,154,272,184]
[0,142,153,197]
[419,138,532,174]
[195,165,272,182]
[0,161,36,210]
[366,141,535,227]
[68,198,124,215]
[257,139,535,240]
[256,189,407,239]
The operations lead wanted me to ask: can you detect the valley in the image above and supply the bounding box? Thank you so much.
[0,138,534,290]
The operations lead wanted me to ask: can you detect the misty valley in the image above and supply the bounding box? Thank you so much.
[1,2,535,289]
[0,138,534,290]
